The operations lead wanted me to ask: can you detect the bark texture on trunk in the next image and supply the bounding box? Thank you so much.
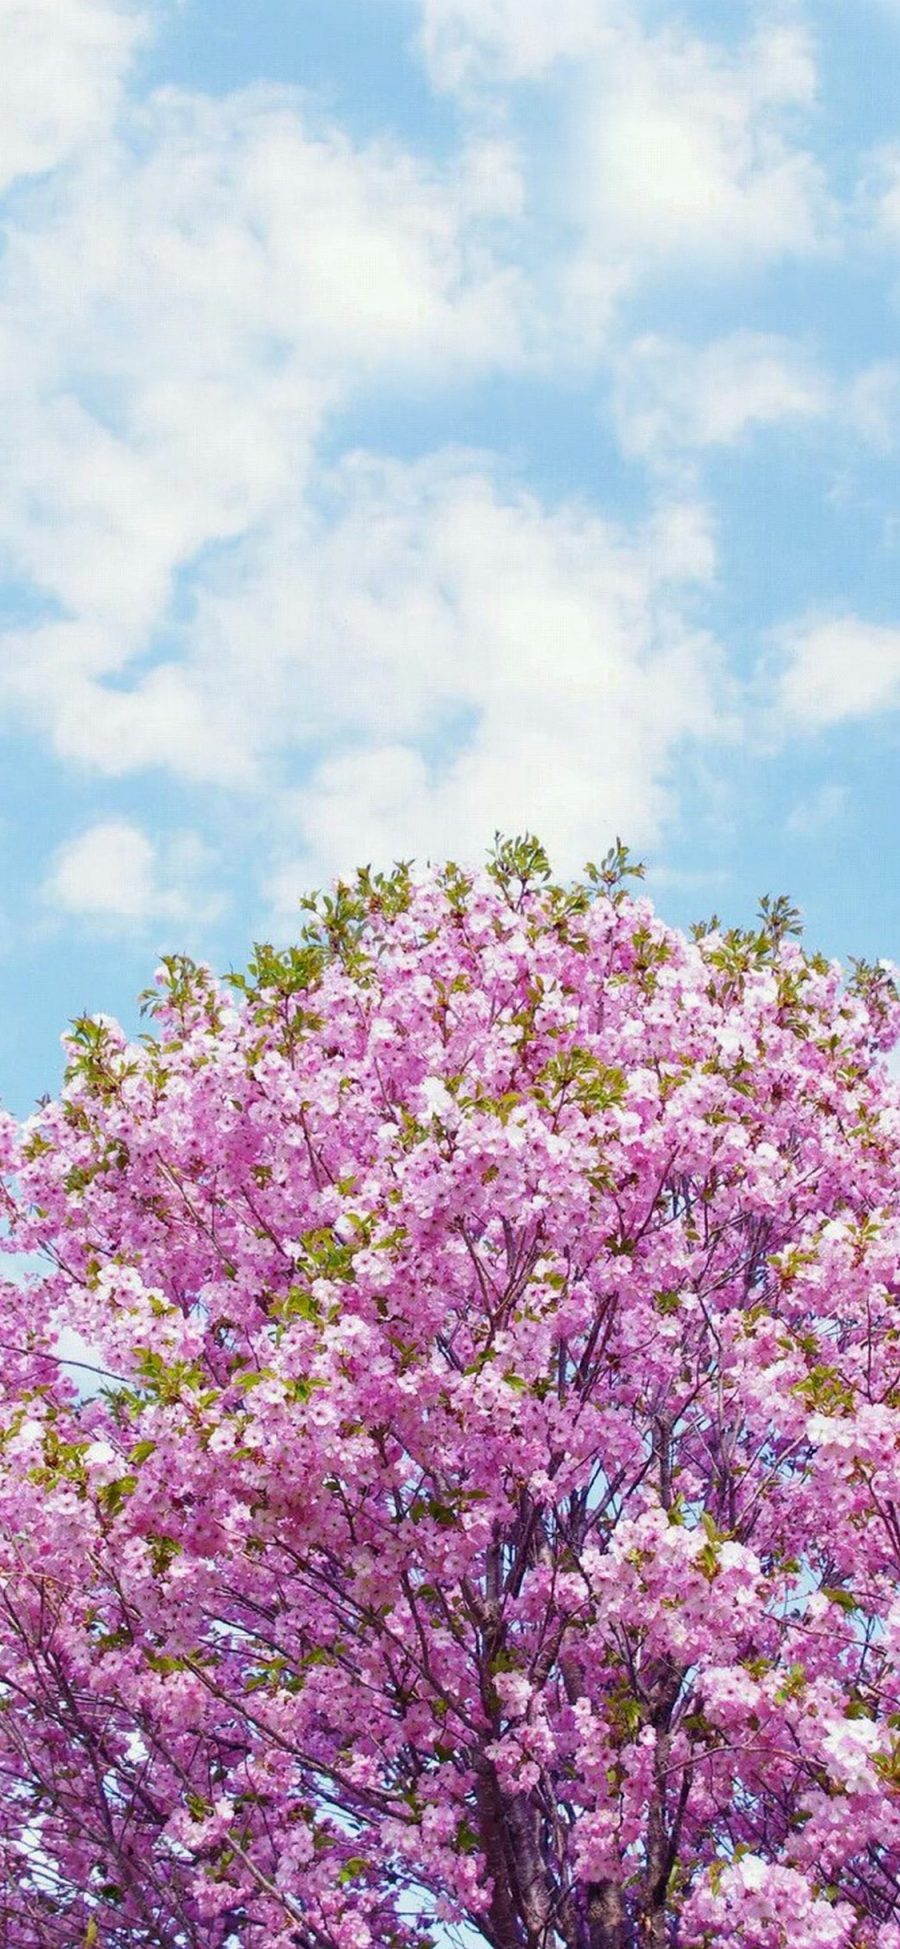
[642,1724,673,1949]
[587,1877,626,1949]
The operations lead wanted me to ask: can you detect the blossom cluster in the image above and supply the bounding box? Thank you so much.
[1,842,899,1946]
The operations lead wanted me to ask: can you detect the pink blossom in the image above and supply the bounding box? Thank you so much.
[0,845,898,1943]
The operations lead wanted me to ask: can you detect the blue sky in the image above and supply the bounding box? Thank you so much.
[3,0,900,1114]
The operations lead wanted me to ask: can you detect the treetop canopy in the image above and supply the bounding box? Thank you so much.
[1,839,900,1947]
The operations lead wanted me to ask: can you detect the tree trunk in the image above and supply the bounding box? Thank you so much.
[642,1725,672,1948]
[587,1877,626,1949]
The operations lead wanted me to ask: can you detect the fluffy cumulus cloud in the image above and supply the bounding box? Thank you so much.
[777,617,900,727]
[1,0,900,964]
[211,460,724,889]
[0,49,541,813]
[25,452,724,886]
[613,332,831,459]
[413,0,617,89]
[0,0,147,193]
[570,21,827,269]
[0,0,740,897]
[43,820,223,927]
[0,77,525,743]
[415,5,828,275]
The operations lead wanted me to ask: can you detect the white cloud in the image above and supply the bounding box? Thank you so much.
[198,453,728,891]
[844,362,900,449]
[2,82,524,390]
[574,22,826,268]
[644,499,716,581]
[0,78,529,773]
[777,616,900,727]
[414,9,828,278]
[43,820,223,927]
[0,25,736,878]
[612,335,900,471]
[868,145,900,261]
[867,147,897,242]
[613,332,831,459]
[4,434,727,877]
[852,148,900,372]
[785,782,849,836]
[0,2,829,921]
[0,8,834,816]
[415,0,618,90]
[0,0,147,194]
[6,632,263,786]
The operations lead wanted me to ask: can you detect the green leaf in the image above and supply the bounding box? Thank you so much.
[98,1474,137,1517]
[454,1818,480,1856]
[129,1439,157,1465]
[235,1367,275,1391]
[338,1855,368,1884]
[823,1586,858,1613]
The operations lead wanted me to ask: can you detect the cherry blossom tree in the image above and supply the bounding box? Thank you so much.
[2,837,900,1947]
